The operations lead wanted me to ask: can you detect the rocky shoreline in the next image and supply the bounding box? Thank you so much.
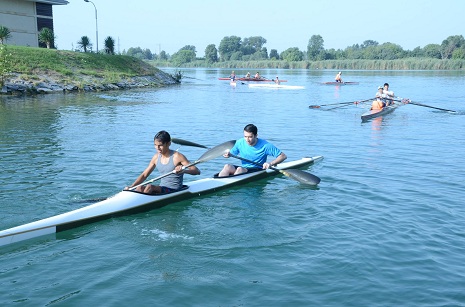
[1,70,179,95]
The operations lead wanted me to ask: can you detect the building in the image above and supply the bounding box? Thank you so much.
[0,0,68,47]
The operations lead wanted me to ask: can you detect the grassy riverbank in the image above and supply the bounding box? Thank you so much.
[1,45,179,94]
[1,45,172,87]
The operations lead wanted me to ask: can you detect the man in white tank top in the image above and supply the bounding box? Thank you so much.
[125,130,200,194]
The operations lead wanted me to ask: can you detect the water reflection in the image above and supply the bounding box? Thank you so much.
[371,116,384,131]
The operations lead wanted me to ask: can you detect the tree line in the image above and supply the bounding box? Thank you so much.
[130,34,465,67]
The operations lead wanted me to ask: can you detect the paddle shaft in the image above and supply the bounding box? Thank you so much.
[129,161,199,190]
[228,153,280,172]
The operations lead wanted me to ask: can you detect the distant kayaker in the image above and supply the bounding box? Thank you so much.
[274,76,280,85]
[383,83,395,106]
[335,71,343,83]
[218,124,287,177]
[245,72,251,78]
[125,130,200,194]
[254,72,261,79]
[230,70,236,81]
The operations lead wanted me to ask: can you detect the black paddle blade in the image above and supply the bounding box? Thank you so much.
[281,169,321,185]
[197,140,236,162]
[171,138,208,148]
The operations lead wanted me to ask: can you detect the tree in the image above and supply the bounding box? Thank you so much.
[423,44,441,59]
[104,36,115,54]
[344,44,363,59]
[307,35,325,60]
[441,35,465,59]
[229,51,243,61]
[361,40,379,48]
[269,49,279,60]
[452,47,465,59]
[205,44,218,63]
[179,45,196,53]
[307,35,324,60]
[38,27,55,49]
[377,42,405,60]
[159,50,168,61]
[143,49,153,60]
[280,47,303,61]
[361,45,379,59]
[77,36,92,52]
[124,47,152,59]
[410,46,424,57]
[260,47,268,59]
[126,47,143,58]
[218,36,241,61]
[241,36,267,55]
[170,49,196,66]
[0,26,12,44]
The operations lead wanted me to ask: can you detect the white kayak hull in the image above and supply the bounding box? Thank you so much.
[0,156,323,246]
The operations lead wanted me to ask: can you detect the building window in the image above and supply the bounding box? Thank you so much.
[36,3,53,17]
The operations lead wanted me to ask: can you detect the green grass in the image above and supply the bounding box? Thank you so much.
[5,45,161,81]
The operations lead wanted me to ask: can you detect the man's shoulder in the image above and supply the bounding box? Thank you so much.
[257,138,275,148]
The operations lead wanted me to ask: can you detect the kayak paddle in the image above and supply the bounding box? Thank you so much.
[228,153,321,186]
[171,138,208,149]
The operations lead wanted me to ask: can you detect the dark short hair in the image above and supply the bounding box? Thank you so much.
[384,83,389,87]
[154,130,171,144]
[244,124,258,135]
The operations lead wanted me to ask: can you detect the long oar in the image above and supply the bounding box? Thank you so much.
[407,100,457,113]
[309,98,374,109]
[327,103,364,111]
[228,153,321,186]
[129,140,235,190]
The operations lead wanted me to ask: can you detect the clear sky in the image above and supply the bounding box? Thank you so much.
[53,0,463,56]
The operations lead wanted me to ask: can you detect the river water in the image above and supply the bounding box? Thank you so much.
[1,68,464,306]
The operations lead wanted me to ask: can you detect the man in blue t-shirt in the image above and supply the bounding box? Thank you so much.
[218,124,287,177]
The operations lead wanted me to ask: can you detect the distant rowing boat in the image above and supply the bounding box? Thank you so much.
[361,100,404,122]
[219,77,288,82]
[248,83,304,90]
[322,81,359,85]
[0,156,323,246]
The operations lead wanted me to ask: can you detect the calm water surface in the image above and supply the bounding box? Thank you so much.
[1,69,465,306]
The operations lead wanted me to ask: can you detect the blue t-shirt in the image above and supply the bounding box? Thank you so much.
[230,138,282,168]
